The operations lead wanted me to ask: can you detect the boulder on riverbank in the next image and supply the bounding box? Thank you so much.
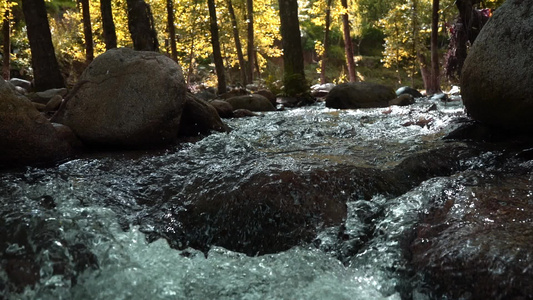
[52,48,187,148]
[326,82,396,109]
[0,80,72,168]
[178,93,229,136]
[225,94,276,112]
[461,0,533,132]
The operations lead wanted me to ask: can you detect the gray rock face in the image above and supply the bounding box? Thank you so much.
[225,94,276,111]
[325,82,396,109]
[461,0,533,132]
[53,48,187,147]
[0,80,71,168]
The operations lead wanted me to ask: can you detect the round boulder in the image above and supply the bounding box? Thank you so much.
[461,0,533,132]
[0,80,71,168]
[225,94,276,112]
[209,99,234,118]
[326,82,396,109]
[395,86,423,98]
[52,48,187,147]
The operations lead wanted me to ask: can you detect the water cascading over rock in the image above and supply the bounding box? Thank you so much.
[461,0,533,132]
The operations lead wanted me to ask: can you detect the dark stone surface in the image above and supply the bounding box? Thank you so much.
[461,0,533,132]
[326,82,396,109]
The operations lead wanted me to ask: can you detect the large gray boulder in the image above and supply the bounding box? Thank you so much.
[326,82,396,109]
[461,0,533,132]
[0,80,71,168]
[52,48,187,147]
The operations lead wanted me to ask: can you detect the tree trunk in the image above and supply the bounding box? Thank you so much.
[100,0,117,50]
[167,0,178,61]
[2,8,10,80]
[246,0,254,83]
[80,0,94,62]
[227,0,248,85]
[417,51,431,91]
[340,0,357,82]
[427,0,441,95]
[126,0,159,51]
[21,0,65,91]
[320,0,333,84]
[445,0,487,79]
[278,0,308,97]
[207,0,227,94]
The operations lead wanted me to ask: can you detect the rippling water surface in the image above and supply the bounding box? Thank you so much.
[1,99,530,299]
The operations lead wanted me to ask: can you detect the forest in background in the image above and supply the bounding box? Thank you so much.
[0,0,504,94]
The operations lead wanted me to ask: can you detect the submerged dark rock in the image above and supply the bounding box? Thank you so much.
[148,144,478,257]
[409,168,533,299]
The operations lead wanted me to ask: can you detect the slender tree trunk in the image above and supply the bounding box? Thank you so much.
[254,50,261,79]
[187,44,195,86]
[80,0,94,62]
[167,0,178,61]
[21,0,65,91]
[340,0,357,82]
[207,0,227,94]
[427,0,441,94]
[320,0,333,84]
[100,0,117,50]
[278,0,308,97]
[227,0,248,85]
[417,51,431,91]
[246,0,254,83]
[2,8,10,80]
[126,0,159,51]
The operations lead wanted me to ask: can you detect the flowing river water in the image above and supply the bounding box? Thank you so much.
[1,98,532,299]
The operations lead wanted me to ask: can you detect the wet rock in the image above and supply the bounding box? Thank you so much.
[430,93,448,102]
[276,95,299,107]
[461,0,533,132]
[225,94,276,112]
[209,99,234,118]
[178,93,229,137]
[325,82,396,109]
[52,123,84,149]
[32,102,46,112]
[0,208,98,293]
[233,109,258,118]
[311,83,335,99]
[28,88,68,105]
[254,89,276,106]
[36,88,68,99]
[44,95,63,112]
[193,89,217,101]
[8,78,32,92]
[51,48,187,148]
[389,94,415,106]
[152,145,476,256]
[395,86,423,98]
[409,170,533,299]
[0,79,72,169]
